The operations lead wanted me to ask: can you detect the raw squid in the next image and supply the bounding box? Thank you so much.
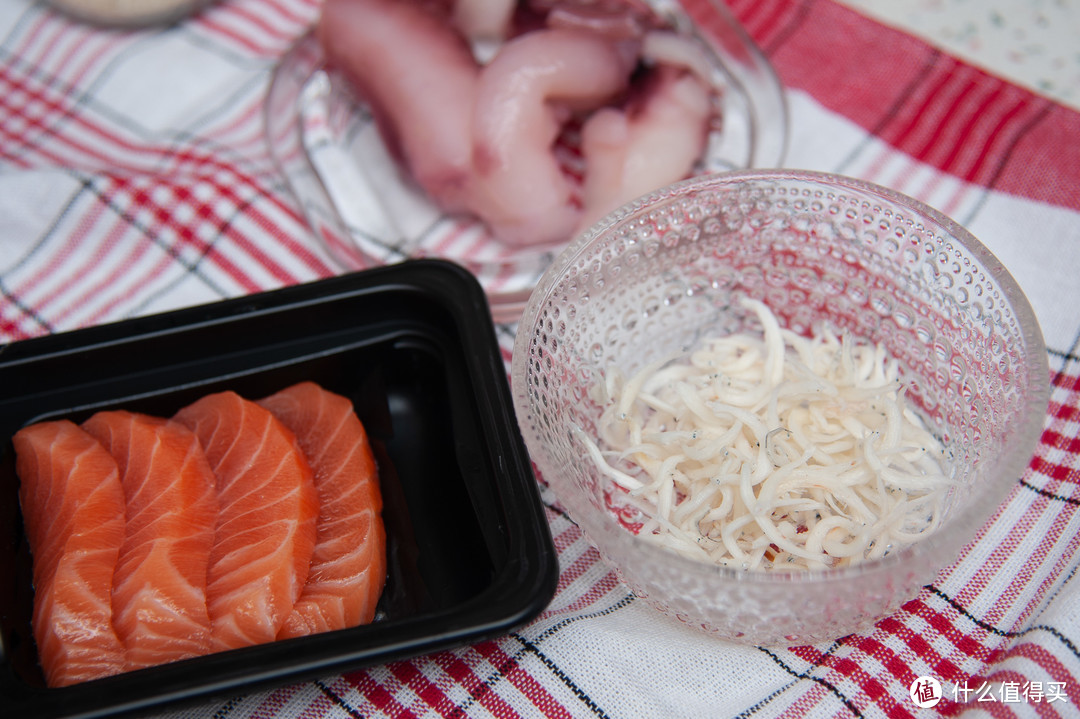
[469,27,639,247]
[579,64,712,231]
[317,0,479,211]
[316,0,722,248]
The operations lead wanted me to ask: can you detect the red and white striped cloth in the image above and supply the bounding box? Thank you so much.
[2,0,1079,716]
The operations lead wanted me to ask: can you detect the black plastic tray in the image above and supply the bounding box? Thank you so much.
[0,259,558,719]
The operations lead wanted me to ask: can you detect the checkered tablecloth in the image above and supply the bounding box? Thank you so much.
[2,0,1079,716]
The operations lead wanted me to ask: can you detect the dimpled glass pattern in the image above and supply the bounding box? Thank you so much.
[512,170,1049,646]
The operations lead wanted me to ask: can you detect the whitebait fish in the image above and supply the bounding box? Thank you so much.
[581,298,952,571]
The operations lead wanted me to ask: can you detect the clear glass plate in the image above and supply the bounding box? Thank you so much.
[263,0,788,323]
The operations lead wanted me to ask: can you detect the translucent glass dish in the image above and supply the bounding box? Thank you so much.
[263,0,788,323]
[511,170,1050,645]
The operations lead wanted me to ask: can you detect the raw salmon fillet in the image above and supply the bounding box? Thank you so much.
[174,391,318,651]
[13,420,126,687]
[82,411,217,670]
[258,382,386,638]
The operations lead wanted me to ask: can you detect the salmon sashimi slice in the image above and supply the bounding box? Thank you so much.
[13,420,126,687]
[174,391,318,651]
[258,382,386,638]
[82,411,217,670]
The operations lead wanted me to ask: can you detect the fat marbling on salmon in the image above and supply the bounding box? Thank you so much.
[13,420,126,687]
[82,411,218,670]
[258,381,386,637]
[174,391,319,651]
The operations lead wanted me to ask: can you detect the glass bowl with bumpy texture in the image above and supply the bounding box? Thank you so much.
[511,169,1049,646]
